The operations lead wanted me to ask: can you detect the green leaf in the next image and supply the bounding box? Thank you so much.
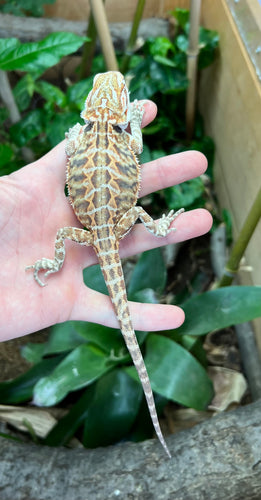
[83,264,108,295]
[43,385,96,446]
[33,344,113,406]
[12,74,35,111]
[198,27,219,69]
[143,335,213,410]
[146,37,175,58]
[0,38,19,54]
[175,286,261,337]
[0,355,65,404]
[171,8,190,30]
[0,32,88,75]
[21,343,46,364]
[128,248,167,297]
[164,177,205,210]
[82,369,143,447]
[0,143,13,168]
[66,77,93,110]
[45,111,80,147]
[74,322,125,356]
[35,80,67,109]
[9,109,45,147]
[0,0,56,17]
[22,321,86,363]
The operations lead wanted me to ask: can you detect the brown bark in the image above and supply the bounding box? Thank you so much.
[0,14,168,50]
[0,400,261,500]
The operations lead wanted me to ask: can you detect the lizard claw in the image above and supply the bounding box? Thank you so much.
[26,258,60,287]
[156,208,185,236]
[25,264,47,287]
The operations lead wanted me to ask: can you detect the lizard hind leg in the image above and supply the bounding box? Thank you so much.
[115,206,184,240]
[26,227,93,287]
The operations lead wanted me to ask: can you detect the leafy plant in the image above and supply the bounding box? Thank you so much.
[2,8,260,452]
[0,32,90,174]
[0,0,56,17]
[1,249,261,448]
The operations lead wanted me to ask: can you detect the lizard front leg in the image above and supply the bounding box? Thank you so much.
[26,227,93,287]
[115,206,184,240]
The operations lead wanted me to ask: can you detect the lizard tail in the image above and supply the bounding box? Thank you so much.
[97,240,171,458]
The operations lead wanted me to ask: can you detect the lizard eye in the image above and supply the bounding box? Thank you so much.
[84,122,94,132]
[113,125,123,133]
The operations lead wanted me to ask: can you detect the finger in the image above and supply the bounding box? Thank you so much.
[140,150,208,197]
[71,285,185,331]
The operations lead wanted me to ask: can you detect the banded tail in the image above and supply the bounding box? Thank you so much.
[95,235,171,458]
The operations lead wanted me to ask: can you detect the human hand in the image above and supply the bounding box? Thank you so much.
[0,100,212,341]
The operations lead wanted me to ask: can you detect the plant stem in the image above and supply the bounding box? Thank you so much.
[79,9,98,80]
[186,0,201,141]
[120,0,146,74]
[217,185,261,287]
[89,0,118,71]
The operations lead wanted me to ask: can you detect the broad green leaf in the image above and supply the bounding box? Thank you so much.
[35,80,67,108]
[74,322,125,355]
[66,77,93,110]
[127,335,213,410]
[83,264,108,295]
[13,74,35,111]
[147,37,175,58]
[0,143,13,168]
[22,321,86,363]
[43,385,96,446]
[174,286,261,337]
[45,111,80,147]
[21,343,46,364]
[153,55,177,67]
[33,344,113,406]
[0,32,88,74]
[171,8,190,30]
[0,38,19,54]
[131,288,158,305]
[9,109,45,147]
[198,27,219,69]
[45,321,86,354]
[0,355,65,404]
[0,0,56,17]
[164,177,205,210]
[83,369,143,447]
[128,248,167,296]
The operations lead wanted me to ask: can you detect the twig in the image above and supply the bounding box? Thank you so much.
[186,0,201,141]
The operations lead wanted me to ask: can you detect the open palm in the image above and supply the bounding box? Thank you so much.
[0,101,212,341]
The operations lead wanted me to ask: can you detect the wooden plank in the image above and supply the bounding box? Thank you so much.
[199,0,261,346]
[44,0,191,22]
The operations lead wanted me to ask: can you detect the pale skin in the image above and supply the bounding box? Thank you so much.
[0,100,212,342]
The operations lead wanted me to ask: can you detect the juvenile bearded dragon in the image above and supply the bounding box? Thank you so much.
[26,71,184,458]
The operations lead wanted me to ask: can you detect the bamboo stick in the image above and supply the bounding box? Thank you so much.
[89,0,118,71]
[186,0,201,141]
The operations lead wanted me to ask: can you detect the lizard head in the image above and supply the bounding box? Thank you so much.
[80,71,130,128]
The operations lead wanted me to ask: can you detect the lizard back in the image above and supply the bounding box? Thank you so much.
[67,119,140,233]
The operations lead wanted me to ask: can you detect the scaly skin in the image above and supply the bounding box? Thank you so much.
[26,71,184,457]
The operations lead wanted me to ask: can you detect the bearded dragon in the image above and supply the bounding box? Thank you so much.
[26,71,184,457]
